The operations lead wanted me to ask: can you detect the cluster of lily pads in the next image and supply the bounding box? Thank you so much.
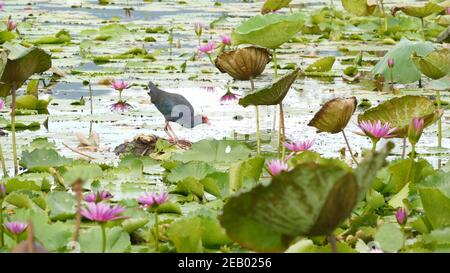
[0,0,449,253]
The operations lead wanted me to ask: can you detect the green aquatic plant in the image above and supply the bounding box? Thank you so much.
[0,42,51,175]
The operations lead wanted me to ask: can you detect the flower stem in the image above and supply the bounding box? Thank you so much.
[197,36,201,47]
[154,213,159,252]
[119,90,122,101]
[436,90,442,148]
[410,144,416,160]
[273,49,278,79]
[328,234,337,253]
[0,201,4,247]
[402,137,407,159]
[250,78,261,155]
[371,140,378,153]
[0,143,8,178]
[279,103,286,160]
[342,130,359,165]
[100,223,107,253]
[207,54,215,66]
[389,68,394,92]
[378,0,388,32]
[88,83,93,136]
[10,84,18,176]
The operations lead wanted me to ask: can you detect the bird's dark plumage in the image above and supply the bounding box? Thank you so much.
[148,82,203,128]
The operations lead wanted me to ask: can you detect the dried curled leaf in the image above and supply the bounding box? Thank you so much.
[308,97,357,134]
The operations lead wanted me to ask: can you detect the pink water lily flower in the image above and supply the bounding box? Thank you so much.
[198,41,215,54]
[84,191,113,203]
[110,101,133,112]
[357,120,397,140]
[284,139,314,153]
[5,221,28,235]
[6,17,16,31]
[220,91,238,102]
[396,207,408,226]
[81,203,126,223]
[220,35,231,45]
[387,58,394,68]
[266,159,290,176]
[0,2,4,12]
[408,117,424,145]
[138,192,169,208]
[111,80,129,91]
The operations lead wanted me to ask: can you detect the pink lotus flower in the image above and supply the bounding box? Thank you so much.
[138,192,169,208]
[220,35,231,45]
[6,17,16,31]
[0,2,4,12]
[220,91,238,102]
[5,221,27,235]
[194,22,203,37]
[80,203,126,223]
[266,159,290,176]
[0,98,4,110]
[84,191,113,203]
[198,41,215,55]
[408,117,424,145]
[284,139,314,153]
[387,58,394,68]
[396,207,408,226]
[357,120,397,140]
[111,80,129,91]
[110,101,133,112]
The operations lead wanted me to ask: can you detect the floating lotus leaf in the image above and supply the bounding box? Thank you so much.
[358,95,443,138]
[232,13,305,49]
[0,42,52,97]
[215,46,271,80]
[341,0,377,16]
[308,97,357,134]
[261,0,292,14]
[305,56,336,73]
[412,48,450,80]
[372,38,435,84]
[392,2,445,18]
[238,68,300,107]
[220,143,392,252]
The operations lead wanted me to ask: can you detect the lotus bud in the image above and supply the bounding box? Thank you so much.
[7,17,16,31]
[387,58,394,68]
[395,207,408,226]
[407,117,424,145]
[220,35,231,45]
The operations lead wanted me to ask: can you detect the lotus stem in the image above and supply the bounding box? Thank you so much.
[436,90,442,148]
[0,144,7,178]
[280,103,286,160]
[371,140,378,154]
[100,223,107,253]
[0,201,4,247]
[197,36,201,47]
[342,130,359,165]
[154,212,160,252]
[410,144,416,160]
[89,83,93,136]
[273,49,278,79]
[402,137,407,159]
[389,68,394,92]
[328,235,337,253]
[72,179,83,242]
[273,49,279,143]
[207,54,215,66]
[250,78,261,154]
[10,84,18,176]
[378,0,388,32]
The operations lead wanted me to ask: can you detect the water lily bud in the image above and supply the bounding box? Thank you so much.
[407,117,424,145]
[387,58,394,68]
[396,207,408,226]
[7,17,16,31]
[194,23,203,37]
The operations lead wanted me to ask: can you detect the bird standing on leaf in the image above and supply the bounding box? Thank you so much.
[147,82,210,147]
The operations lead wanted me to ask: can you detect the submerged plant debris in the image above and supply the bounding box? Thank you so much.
[0,0,449,254]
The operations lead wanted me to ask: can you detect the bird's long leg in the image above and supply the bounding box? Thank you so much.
[164,122,177,143]
[166,122,179,143]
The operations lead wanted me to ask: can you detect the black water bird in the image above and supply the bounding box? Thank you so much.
[147,81,210,143]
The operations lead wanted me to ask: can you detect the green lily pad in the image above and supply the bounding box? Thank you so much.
[374,224,404,253]
[239,68,299,107]
[305,56,335,73]
[393,2,445,18]
[358,95,442,138]
[79,226,131,253]
[45,191,77,221]
[32,29,71,45]
[341,0,377,16]
[15,95,52,113]
[20,148,72,172]
[0,42,52,97]
[171,139,252,163]
[261,0,292,14]
[232,13,306,49]
[372,38,435,84]
[412,48,450,80]
[308,97,357,134]
[418,171,450,229]
[220,143,392,252]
